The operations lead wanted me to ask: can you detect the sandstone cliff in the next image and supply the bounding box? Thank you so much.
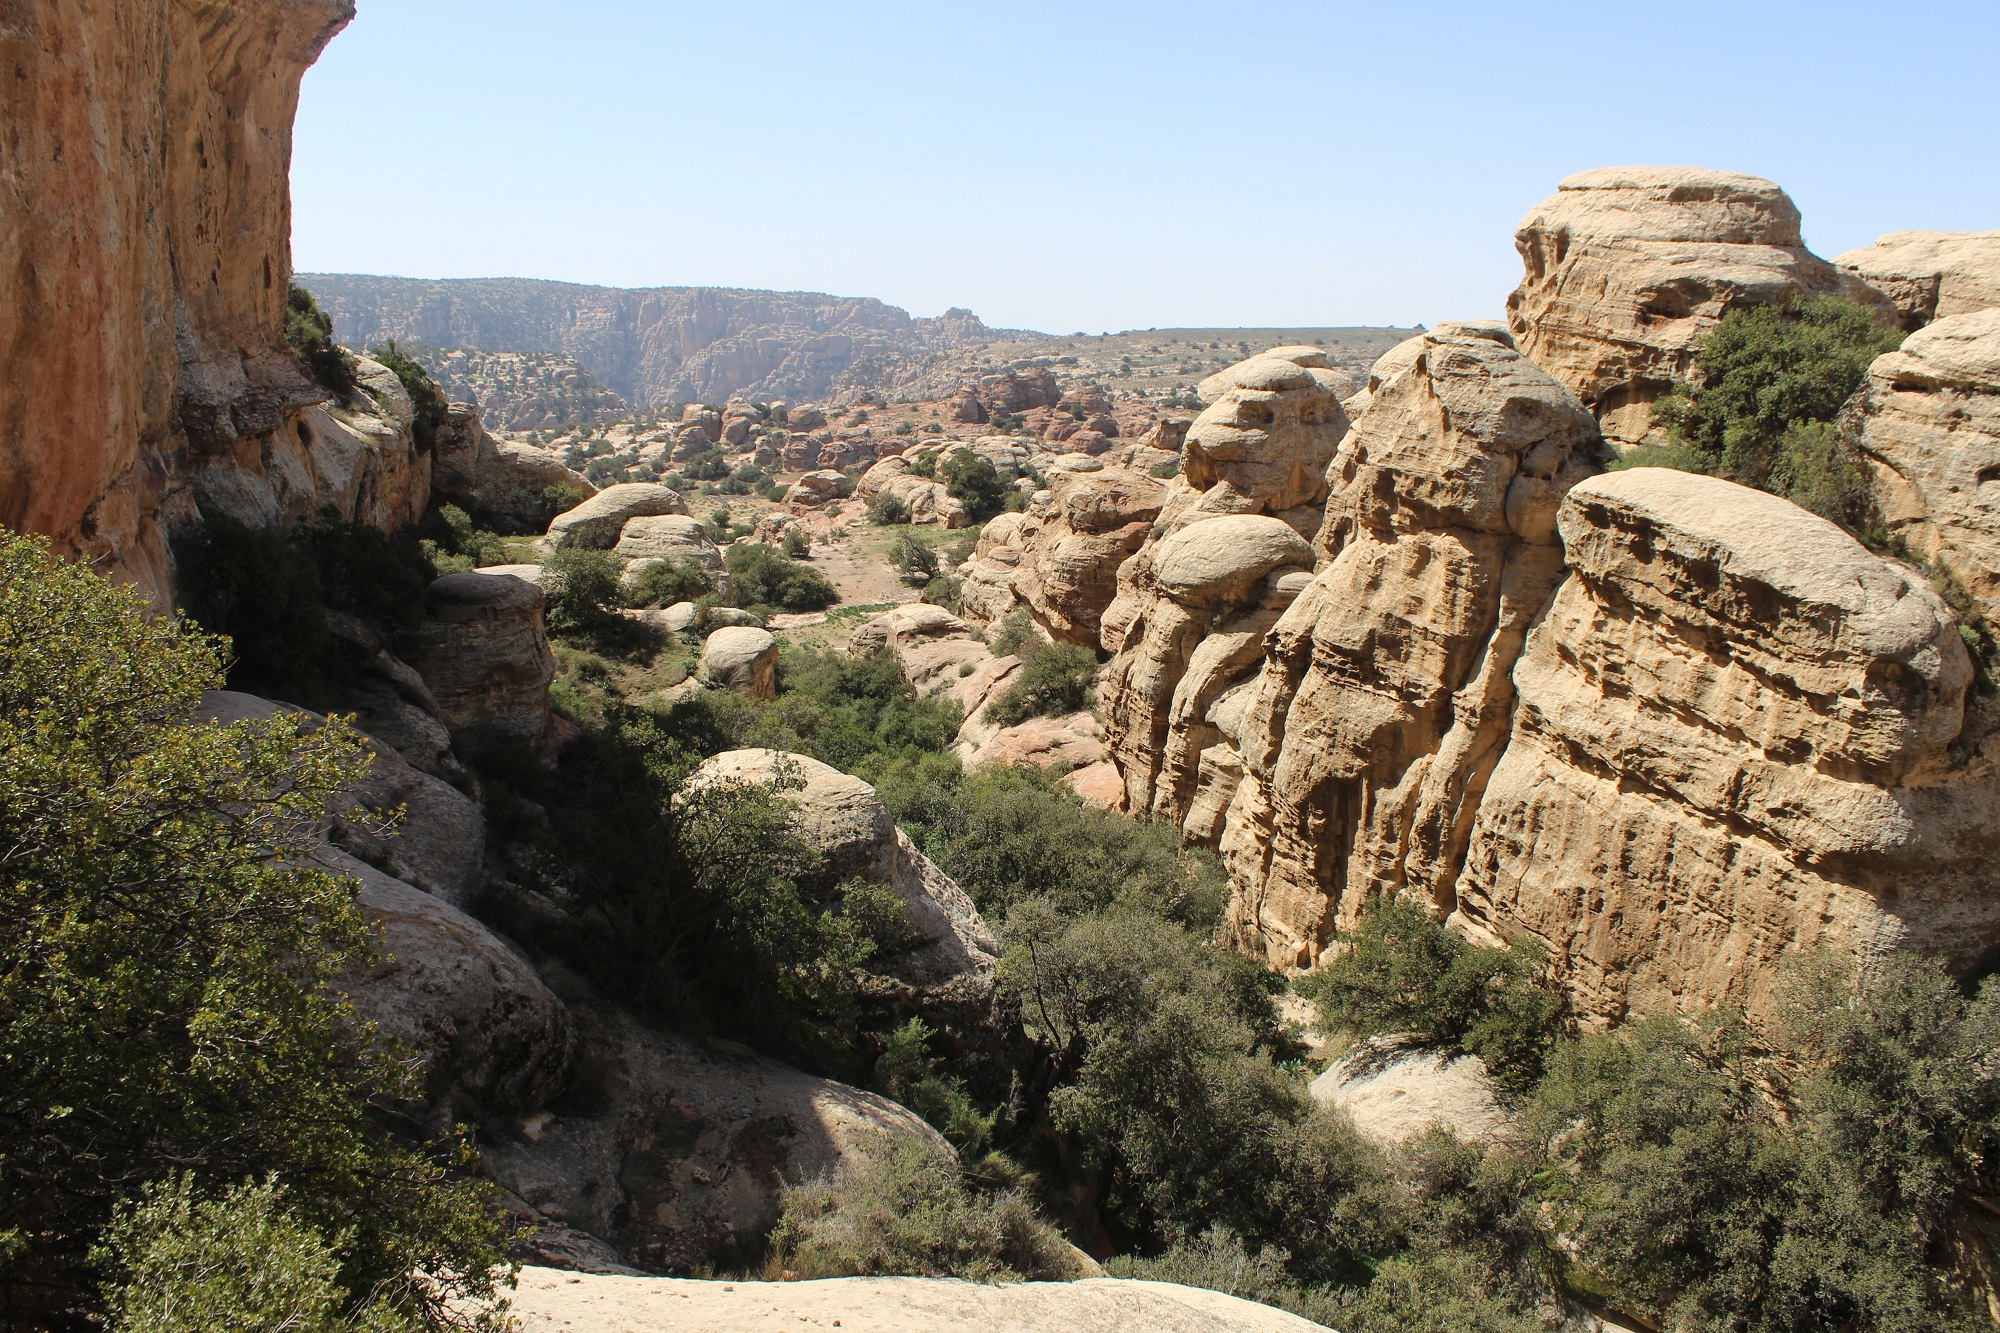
[1,0,357,600]
[1836,230,2000,330]
[1505,166,1878,449]
[298,274,1032,409]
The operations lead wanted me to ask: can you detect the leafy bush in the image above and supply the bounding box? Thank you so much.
[0,532,505,1325]
[767,1140,1074,1283]
[722,462,768,495]
[922,574,963,612]
[284,284,356,397]
[865,490,910,525]
[726,542,839,612]
[940,452,1011,522]
[983,641,1099,727]
[1106,1226,1342,1327]
[986,605,1038,658]
[94,1175,446,1333]
[1296,895,1562,1092]
[624,556,713,609]
[365,340,449,447]
[173,514,437,704]
[539,547,627,642]
[1645,295,1902,526]
[421,502,509,573]
[783,529,811,559]
[682,448,729,481]
[871,1018,997,1164]
[888,530,941,584]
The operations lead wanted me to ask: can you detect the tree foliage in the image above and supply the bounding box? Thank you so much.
[285,284,357,397]
[0,530,505,1329]
[726,542,840,612]
[366,340,450,447]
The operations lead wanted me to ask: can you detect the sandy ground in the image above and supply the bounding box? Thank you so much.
[502,1267,1332,1332]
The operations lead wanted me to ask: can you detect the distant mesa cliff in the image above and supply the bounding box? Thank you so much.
[297,274,1040,410]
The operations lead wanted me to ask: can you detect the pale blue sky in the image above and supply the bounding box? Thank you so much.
[291,1,1999,333]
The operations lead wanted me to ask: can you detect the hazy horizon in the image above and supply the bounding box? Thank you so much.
[292,0,2000,333]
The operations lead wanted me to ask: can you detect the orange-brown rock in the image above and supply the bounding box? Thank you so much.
[1009,465,1167,645]
[1454,468,2000,1024]
[0,0,356,602]
[1506,166,1882,449]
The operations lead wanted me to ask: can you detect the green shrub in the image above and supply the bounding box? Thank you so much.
[1106,1227,1342,1327]
[173,514,437,704]
[683,448,728,481]
[865,491,910,525]
[1150,458,1182,479]
[624,556,713,609]
[365,340,449,447]
[722,462,768,495]
[874,760,1226,929]
[94,1175,443,1333]
[1647,295,1902,517]
[983,641,1099,726]
[872,1018,997,1164]
[783,529,811,559]
[0,532,504,1324]
[539,547,627,642]
[922,574,963,612]
[888,530,941,584]
[1296,895,1562,1092]
[941,452,1011,521]
[726,543,839,612]
[284,284,356,397]
[987,605,1038,658]
[767,1139,1074,1283]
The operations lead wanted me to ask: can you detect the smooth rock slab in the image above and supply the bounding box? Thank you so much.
[502,1269,1332,1332]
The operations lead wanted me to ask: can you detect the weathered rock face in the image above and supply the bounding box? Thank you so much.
[1507,166,1875,448]
[615,514,731,599]
[1008,466,1167,645]
[689,750,999,994]
[695,627,779,700]
[1309,1044,1510,1147]
[1455,468,2000,1024]
[545,482,690,548]
[403,570,557,747]
[1857,310,2000,621]
[433,404,596,530]
[1170,347,1351,531]
[0,0,355,602]
[1837,230,2000,330]
[855,457,967,527]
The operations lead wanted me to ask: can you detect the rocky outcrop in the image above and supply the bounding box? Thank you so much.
[1008,465,1167,644]
[403,570,557,747]
[615,514,731,599]
[433,404,596,530]
[1857,310,2000,621]
[855,457,968,527]
[1168,347,1351,532]
[1453,468,2000,1024]
[1309,1044,1510,1147]
[1507,167,1881,448]
[956,511,1030,628]
[1837,230,2000,330]
[1213,327,1601,964]
[0,0,357,601]
[407,346,628,430]
[545,482,690,549]
[695,627,779,700]
[692,750,997,982]
[505,1267,1334,1332]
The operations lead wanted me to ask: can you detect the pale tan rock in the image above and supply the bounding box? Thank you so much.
[977,712,1108,771]
[695,626,779,700]
[848,602,977,658]
[954,510,1031,630]
[688,750,998,988]
[1856,310,2000,621]
[1837,230,2000,329]
[857,457,969,527]
[1454,468,2000,1024]
[501,1268,1333,1332]
[1060,759,1127,809]
[1219,328,1600,967]
[403,570,556,745]
[782,468,846,508]
[1309,1044,1511,1146]
[1009,466,1167,644]
[433,404,596,530]
[1507,166,1882,448]
[1169,348,1350,528]
[546,482,690,549]
[615,514,731,599]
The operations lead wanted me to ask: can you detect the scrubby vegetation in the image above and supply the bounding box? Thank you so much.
[285,283,357,397]
[726,541,840,612]
[367,339,451,448]
[983,640,1099,726]
[1636,294,1904,531]
[0,531,507,1329]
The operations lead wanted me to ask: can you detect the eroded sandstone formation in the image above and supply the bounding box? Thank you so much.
[1857,310,2000,621]
[1836,230,2000,330]
[1454,468,2000,1023]
[1506,166,1876,449]
[1,0,356,600]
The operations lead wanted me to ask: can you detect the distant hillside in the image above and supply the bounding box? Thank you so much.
[396,343,628,431]
[831,325,1424,405]
[297,274,1043,408]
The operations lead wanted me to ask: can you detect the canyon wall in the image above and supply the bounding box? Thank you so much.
[1,0,357,599]
[299,274,1032,409]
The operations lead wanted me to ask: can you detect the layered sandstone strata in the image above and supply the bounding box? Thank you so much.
[0,0,356,600]
[1209,327,1601,966]
[1506,166,1874,449]
[1836,230,2000,330]
[1454,468,2000,1023]
[1857,310,2000,620]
